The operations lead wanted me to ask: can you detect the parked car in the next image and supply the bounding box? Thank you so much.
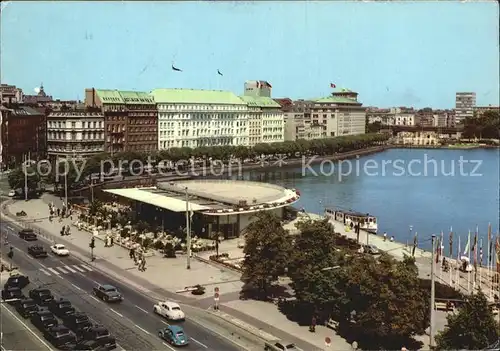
[28,245,48,258]
[3,273,30,290]
[81,326,116,349]
[48,298,75,318]
[363,244,380,255]
[264,340,299,351]
[43,325,76,349]
[29,288,55,306]
[1,287,24,302]
[153,301,185,321]
[72,340,109,351]
[51,244,70,256]
[31,309,58,331]
[92,285,123,302]
[15,298,38,318]
[158,325,189,346]
[63,312,92,334]
[19,228,37,241]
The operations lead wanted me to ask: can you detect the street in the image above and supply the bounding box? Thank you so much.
[1,221,241,351]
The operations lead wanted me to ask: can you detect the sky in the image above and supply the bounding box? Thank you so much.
[1,1,499,109]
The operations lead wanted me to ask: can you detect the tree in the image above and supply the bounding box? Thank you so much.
[463,110,500,139]
[52,160,86,191]
[435,291,499,350]
[240,212,292,299]
[337,254,429,349]
[288,219,347,322]
[8,165,41,194]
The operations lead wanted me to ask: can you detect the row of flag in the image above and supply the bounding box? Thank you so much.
[432,224,500,271]
[171,65,223,76]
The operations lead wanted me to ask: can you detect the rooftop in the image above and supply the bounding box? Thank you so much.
[95,89,125,104]
[314,96,361,104]
[151,88,246,105]
[239,95,281,108]
[104,180,300,215]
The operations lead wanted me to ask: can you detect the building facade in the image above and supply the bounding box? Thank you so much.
[243,80,272,98]
[455,92,476,124]
[0,84,23,104]
[240,96,284,145]
[85,89,158,154]
[23,84,53,105]
[0,105,46,168]
[308,89,366,138]
[47,109,105,161]
[151,89,249,149]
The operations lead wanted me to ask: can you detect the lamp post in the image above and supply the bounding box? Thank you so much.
[185,187,191,270]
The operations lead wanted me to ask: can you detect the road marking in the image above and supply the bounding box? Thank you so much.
[80,264,93,271]
[109,308,123,317]
[72,265,85,272]
[47,267,60,275]
[26,254,34,260]
[39,262,48,269]
[115,343,126,351]
[89,295,100,303]
[55,266,69,274]
[2,305,53,350]
[134,305,149,314]
[162,342,176,351]
[39,268,52,276]
[70,283,83,291]
[6,226,14,231]
[191,337,208,348]
[64,265,77,273]
[160,320,169,326]
[134,324,150,335]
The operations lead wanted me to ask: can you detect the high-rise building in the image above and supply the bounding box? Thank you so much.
[151,89,249,149]
[243,80,272,98]
[455,92,476,124]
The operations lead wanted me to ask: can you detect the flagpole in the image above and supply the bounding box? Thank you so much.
[479,238,483,292]
[468,230,471,294]
[487,223,491,299]
[456,236,461,290]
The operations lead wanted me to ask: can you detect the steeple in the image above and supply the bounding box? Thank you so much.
[38,82,46,96]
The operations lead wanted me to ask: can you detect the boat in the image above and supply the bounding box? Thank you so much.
[324,207,378,234]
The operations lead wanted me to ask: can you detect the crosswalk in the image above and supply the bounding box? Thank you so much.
[39,264,93,276]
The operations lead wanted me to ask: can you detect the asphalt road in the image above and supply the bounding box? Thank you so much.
[1,222,240,351]
[0,292,51,351]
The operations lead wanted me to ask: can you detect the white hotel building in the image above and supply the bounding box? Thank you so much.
[151,83,284,150]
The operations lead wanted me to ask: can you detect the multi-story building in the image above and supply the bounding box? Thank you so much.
[366,108,394,125]
[276,98,306,141]
[391,107,416,126]
[84,89,158,154]
[474,105,499,118]
[308,89,366,137]
[244,80,272,98]
[0,84,23,104]
[432,109,456,128]
[47,108,105,161]
[240,95,284,145]
[151,89,249,149]
[455,92,476,124]
[0,105,46,168]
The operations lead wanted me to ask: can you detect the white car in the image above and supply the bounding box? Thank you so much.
[8,190,15,197]
[51,244,70,256]
[153,301,185,321]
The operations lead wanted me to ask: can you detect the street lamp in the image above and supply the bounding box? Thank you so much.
[185,187,191,270]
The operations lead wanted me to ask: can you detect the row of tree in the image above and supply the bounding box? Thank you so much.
[462,109,499,139]
[241,212,499,350]
[8,133,389,193]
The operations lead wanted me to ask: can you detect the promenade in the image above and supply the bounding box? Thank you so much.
[2,196,494,350]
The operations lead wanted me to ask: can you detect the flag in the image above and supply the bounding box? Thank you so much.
[172,65,182,72]
[449,226,453,257]
[330,83,336,88]
[217,69,223,76]
[463,231,471,255]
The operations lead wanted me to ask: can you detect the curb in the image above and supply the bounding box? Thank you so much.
[193,254,243,274]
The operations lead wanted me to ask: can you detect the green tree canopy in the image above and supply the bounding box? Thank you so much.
[435,291,499,350]
[463,110,500,139]
[52,160,87,190]
[240,212,292,299]
[8,165,40,192]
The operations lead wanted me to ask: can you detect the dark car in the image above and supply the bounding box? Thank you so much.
[1,287,24,302]
[49,298,75,318]
[19,228,38,241]
[44,325,77,349]
[158,325,189,346]
[92,285,123,303]
[3,274,30,290]
[81,326,116,349]
[72,340,108,351]
[29,288,54,306]
[15,298,38,318]
[63,312,92,334]
[31,310,58,331]
[28,245,48,258]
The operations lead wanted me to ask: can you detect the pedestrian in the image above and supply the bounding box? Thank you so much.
[309,316,316,332]
[383,232,387,241]
[110,236,114,246]
[56,208,60,217]
[129,248,135,260]
[390,236,394,242]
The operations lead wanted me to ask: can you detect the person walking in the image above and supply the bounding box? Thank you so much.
[383,232,387,241]
[390,236,394,242]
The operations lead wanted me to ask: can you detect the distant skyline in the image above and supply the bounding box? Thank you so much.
[1,1,499,109]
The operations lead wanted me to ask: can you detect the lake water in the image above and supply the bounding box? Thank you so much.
[237,148,499,252]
